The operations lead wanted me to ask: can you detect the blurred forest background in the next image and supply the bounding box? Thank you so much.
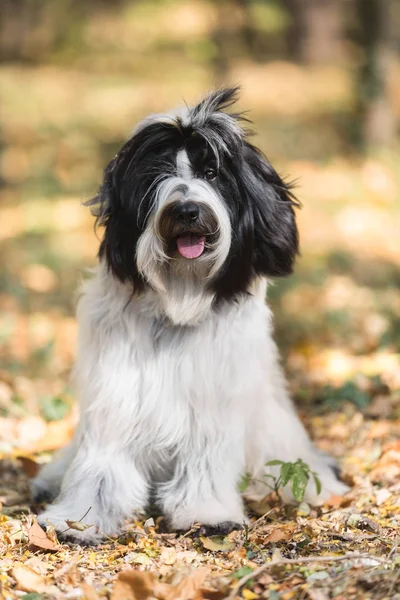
[0,0,400,451]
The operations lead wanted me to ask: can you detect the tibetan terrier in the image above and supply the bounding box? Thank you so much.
[32,88,347,543]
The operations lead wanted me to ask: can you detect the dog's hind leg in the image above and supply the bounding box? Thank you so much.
[245,345,349,505]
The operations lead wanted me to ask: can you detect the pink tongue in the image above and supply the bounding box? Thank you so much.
[176,234,206,259]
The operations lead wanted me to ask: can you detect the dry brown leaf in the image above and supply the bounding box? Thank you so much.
[264,528,290,544]
[383,440,400,453]
[325,494,345,508]
[12,565,46,592]
[25,556,51,576]
[65,519,93,531]
[28,519,60,551]
[153,581,176,600]
[81,582,101,600]
[18,455,41,478]
[164,569,208,600]
[111,570,155,600]
[200,536,235,552]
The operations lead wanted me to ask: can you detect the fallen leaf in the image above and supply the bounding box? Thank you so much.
[81,582,101,600]
[12,565,46,593]
[200,536,235,552]
[347,514,380,533]
[130,553,153,565]
[144,517,155,532]
[307,590,329,600]
[25,556,51,576]
[28,519,59,551]
[111,570,155,600]
[160,547,177,565]
[297,502,311,516]
[18,456,41,478]
[164,569,208,600]
[307,571,329,583]
[242,590,258,600]
[153,581,175,600]
[264,529,290,544]
[383,440,400,452]
[375,488,391,506]
[175,551,198,564]
[231,566,253,580]
[325,494,345,508]
[65,519,93,531]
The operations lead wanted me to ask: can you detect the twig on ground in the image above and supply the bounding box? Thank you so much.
[181,525,200,538]
[325,531,378,542]
[227,553,388,600]
[248,509,275,531]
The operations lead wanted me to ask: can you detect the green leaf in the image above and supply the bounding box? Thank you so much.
[231,566,253,579]
[292,472,307,502]
[280,462,294,487]
[40,395,70,422]
[294,465,309,484]
[312,472,322,495]
[265,460,284,467]
[21,595,43,600]
[238,472,251,492]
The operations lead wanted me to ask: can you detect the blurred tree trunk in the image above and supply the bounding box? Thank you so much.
[211,0,256,83]
[283,0,343,64]
[356,0,397,149]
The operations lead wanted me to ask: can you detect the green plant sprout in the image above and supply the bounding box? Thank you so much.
[264,458,322,503]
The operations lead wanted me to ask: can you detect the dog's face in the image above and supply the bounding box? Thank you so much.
[90,88,299,323]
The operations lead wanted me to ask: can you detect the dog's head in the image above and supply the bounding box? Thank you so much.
[90,87,299,324]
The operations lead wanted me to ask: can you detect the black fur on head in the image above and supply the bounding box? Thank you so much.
[87,86,300,302]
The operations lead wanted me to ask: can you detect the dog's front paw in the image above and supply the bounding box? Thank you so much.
[197,521,243,537]
[38,508,106,546]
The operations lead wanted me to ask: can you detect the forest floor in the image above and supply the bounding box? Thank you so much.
[1,34,400,600]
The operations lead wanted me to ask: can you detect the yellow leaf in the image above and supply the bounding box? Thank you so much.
[130,553,153,565]
[242,589,259,599]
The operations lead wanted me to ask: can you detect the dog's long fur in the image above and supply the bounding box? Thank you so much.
[32,88,347,543]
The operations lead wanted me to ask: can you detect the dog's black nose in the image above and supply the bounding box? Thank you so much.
[173,201,200,224]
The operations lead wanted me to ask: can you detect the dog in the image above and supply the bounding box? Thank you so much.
[32,88,348,543]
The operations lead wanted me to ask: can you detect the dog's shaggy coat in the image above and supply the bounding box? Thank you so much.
[32,88,347,543]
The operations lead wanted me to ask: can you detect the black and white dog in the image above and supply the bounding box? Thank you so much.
[32,88,347,543]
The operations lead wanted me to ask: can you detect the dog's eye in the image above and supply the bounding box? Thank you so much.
[204,168,217,181]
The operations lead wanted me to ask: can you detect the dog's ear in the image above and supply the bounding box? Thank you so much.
[242,142,299,278]
[86,145,145,290]
[86,154,118,227]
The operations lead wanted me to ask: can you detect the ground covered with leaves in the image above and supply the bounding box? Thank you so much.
[1,398,400,600]
[1,2,400,596]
